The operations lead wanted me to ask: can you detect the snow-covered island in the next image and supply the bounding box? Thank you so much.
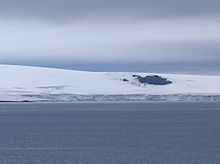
[0,64,220,102]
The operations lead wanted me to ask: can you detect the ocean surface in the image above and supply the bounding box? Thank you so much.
[0,102,220,164]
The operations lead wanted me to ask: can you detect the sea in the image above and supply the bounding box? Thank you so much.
[0,102,219,164]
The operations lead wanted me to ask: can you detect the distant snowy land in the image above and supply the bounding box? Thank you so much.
[0,65,220,102]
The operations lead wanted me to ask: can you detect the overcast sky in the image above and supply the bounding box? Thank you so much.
[0,0,220,74]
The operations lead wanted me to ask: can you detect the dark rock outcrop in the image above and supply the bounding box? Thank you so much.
[132,74,172,85]
[122,78,129,82]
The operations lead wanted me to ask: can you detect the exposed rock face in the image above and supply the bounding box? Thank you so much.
[132,75,172,85]
[122,78,129,82]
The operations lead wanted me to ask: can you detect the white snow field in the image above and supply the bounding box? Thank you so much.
[0,64,220,102]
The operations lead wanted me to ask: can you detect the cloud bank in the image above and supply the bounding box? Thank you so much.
[0,0,219,67]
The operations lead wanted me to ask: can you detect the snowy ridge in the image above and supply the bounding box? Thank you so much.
[0,65,220,102]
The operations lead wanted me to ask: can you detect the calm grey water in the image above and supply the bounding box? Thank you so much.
[0,102,220,164]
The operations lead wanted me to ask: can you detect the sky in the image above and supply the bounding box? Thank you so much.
[0,0,220,74]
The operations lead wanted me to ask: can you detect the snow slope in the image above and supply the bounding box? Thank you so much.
[0,65,220,101]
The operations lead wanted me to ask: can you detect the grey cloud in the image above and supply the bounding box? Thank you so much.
[0,0,220,73]
[0,0,220,22]
[0,15,220,63]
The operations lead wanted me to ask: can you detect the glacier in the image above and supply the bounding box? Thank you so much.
[0,64,220,102]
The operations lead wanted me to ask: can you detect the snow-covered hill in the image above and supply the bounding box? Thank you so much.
[0,65,220,102]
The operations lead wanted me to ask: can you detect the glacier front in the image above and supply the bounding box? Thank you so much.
[0,65,220,102]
